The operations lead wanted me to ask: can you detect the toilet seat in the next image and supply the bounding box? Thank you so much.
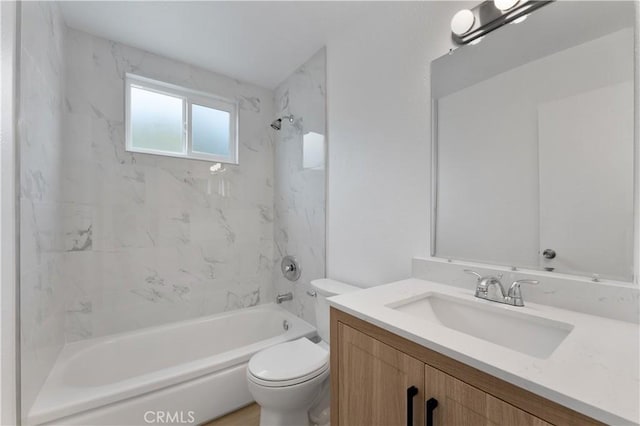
[248,363,328,388]
[248,338,329,388]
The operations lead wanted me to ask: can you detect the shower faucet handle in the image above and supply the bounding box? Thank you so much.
[281,256,301,281]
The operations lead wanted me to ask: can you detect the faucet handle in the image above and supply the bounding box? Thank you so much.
[512,279,539,286]
[464,269,483,281]
[508,279,539,298]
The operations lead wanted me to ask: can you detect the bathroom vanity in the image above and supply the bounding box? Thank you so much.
[369,3,640,422]
[329,279,639,426]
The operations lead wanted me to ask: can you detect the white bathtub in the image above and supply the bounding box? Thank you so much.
[27,304,316,425]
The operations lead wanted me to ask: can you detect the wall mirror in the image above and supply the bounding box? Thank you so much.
[431,1,636,282]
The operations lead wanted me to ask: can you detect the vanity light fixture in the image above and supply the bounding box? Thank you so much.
[450,0,552,45]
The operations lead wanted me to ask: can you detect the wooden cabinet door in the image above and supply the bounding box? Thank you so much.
[424,365,552,426]
[337,323,425,426]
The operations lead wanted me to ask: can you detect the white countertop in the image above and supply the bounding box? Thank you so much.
[328,278,640,425]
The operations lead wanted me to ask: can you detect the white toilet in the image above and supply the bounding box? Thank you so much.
[247,279,359,426]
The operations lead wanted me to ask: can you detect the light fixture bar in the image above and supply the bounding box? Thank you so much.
[451,0,553,45]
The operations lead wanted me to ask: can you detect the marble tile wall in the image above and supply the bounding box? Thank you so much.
[273,49,327,325]
[19,16,327,414]
[61,28,276,341]
[19,1,67,416]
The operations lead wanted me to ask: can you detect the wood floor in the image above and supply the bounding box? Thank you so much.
[202,403,260,426]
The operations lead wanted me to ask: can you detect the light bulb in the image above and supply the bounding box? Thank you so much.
[450,9,475,36]
[494,0,519,11]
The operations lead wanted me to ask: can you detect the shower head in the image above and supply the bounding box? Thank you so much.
[270,119,282,130]
[270,115,294,131]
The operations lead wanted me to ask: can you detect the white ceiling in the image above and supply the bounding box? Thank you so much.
[59,1,380,89]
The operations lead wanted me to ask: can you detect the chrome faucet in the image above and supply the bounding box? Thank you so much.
[276,292,293,304]
[464,270,538,307]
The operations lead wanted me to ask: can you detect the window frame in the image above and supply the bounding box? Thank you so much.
[125,73,239,164]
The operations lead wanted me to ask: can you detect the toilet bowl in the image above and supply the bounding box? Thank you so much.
[247,338,329,426]
[246,279,360,426]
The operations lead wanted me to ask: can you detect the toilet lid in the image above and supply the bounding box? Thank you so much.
[248,338,328,382]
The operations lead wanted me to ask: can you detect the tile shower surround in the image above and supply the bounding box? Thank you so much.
[60,27,276,340]
[19,1,67,414]
[20,4,328,415]
[272,49,327,326]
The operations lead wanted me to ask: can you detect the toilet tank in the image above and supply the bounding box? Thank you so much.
[311,279,360,343]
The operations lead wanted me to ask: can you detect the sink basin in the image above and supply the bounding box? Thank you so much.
[387,293,573,359]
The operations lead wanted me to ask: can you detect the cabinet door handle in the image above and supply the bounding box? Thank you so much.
[425,397,438,426]
[406,386,418,426]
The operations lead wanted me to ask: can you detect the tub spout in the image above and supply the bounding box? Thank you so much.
[276,292,293,304]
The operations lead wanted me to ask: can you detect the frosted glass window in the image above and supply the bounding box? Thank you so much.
[130,87,184,153]
[126,74,238,164]
[192,104,230,156]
